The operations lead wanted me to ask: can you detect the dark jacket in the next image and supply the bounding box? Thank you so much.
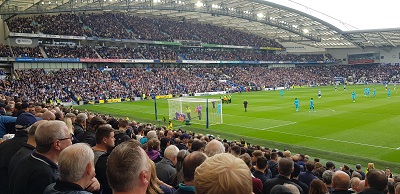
[263,175,304,194]
[298,171,318,187]
[9,151,59,194]
[156,158,176,185]
[0,130,28,194]
[83,129,96,147]
[72,123,85,143]
[95,150,112,194]
[44,180,92,194]
[8,143,35,177]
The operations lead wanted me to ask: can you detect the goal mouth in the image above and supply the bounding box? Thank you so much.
[167,98,223,127]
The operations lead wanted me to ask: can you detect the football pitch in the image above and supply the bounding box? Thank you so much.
[75,84,400,172]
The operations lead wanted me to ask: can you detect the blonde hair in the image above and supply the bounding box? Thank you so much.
[146,159,163,194]
[63,117,74,134]
[195,153,252,194]
[367,163,375,170]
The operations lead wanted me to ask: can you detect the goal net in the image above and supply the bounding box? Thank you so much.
[167,98,223,127]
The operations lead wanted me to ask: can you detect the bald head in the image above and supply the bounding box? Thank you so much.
[358,180,365,192]
[28,120,47,137]
[350,177,361,193]
[41,111,56,120]
[204,140,225,157]
[395,183,400,194]
[333,171,351,190]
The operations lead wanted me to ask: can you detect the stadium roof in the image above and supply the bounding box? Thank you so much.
[1,0,400,49]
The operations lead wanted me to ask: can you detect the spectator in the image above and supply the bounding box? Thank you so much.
[146,138,162,163]
[9,120,72,194]
[177,133,190,150]
[156,145,179,185]
[291,162,309,194]
[173,149,190,187]
[8,120,46,176]
[42,110,56,120]
[195,153,252,194]
[0,112,37,193]
[322,170,335,193]
[253,156,269,183]
[354,164,366,180]
[263,158,304,194]
[326,161,336,171]
[0,114,17,138]
[84,116,106,147]
[332,171,352,194]
[240,153,263,194]
[204,139,225,157]
[43,143,99,194]
[114,119,131,146]
[92,124,115,165]
[309,179,329,194]
[174,151,207,194]
[73,113,88,143]
[350,177,361,193]
[360,169,387,194]
[190,139,205,152]
[107,140,150,194]
[299,162,318,187]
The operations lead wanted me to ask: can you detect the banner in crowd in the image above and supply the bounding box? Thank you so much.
[107,98,122,103]
[15,58,80,62]
[9,32,85,40]
[181,60,219,64]
[159,60,177,63]
[156,94,173,99]
[9,32,284,51]
[259,46,282,51]
[10,57,333,64]
[119,59,154,63]
[80,58,119,63]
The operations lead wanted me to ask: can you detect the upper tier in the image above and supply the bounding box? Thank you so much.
[7,12,284,49]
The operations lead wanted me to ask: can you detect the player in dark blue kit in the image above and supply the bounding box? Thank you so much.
[243,100,248,112]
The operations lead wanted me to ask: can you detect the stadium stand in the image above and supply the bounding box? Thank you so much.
[1,3,400,194]
[6,13,284,48]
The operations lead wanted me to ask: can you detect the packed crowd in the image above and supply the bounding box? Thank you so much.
[0,44,12,57]
[1,65,399,103]
[7,13,89,36]
[0,99,396,194]
[3,68,130,102]
[0,43,335,62]
[9,46,43,58]
[44,45,98,58]
[7,12,284,48]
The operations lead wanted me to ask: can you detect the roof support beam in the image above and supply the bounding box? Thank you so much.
[378,32,396,47]
[0,2,321,42]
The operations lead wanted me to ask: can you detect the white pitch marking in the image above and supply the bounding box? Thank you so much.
[226,123,399,150]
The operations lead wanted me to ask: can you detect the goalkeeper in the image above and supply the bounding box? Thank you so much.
[186,106,191,120]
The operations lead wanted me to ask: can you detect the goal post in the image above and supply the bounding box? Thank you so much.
[167,98,223,128]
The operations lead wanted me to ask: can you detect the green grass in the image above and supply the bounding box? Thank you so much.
[75,84,400,173]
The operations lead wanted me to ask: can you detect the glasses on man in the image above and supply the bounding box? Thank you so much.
[58,134,73,141]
